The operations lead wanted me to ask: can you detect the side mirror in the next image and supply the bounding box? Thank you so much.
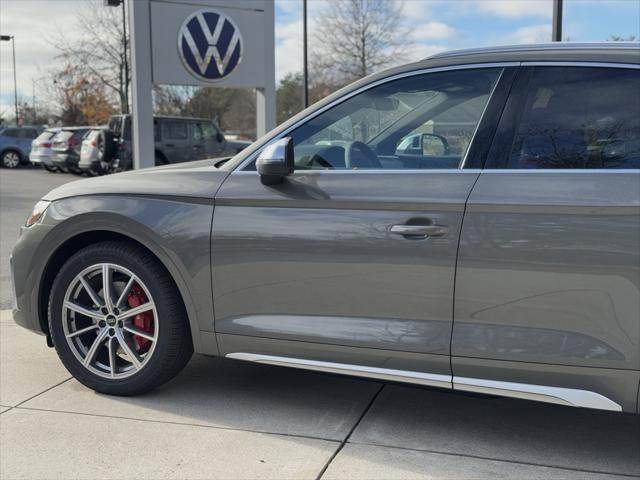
[216,132,225,143]
[421,133,448,156]
[257,137,294,185]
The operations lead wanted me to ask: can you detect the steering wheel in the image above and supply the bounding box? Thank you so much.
[344,141,382,169]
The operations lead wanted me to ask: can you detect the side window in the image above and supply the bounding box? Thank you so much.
[163,121,188,141]
[202,122,217,140]
[243,68,502,171]
[507,67,640,169]
[192,122,204,142]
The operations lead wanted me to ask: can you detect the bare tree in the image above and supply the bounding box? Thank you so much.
[48,1,130,114]
[312,0,407,83]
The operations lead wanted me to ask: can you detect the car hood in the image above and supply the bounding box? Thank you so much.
[43,159,231,202]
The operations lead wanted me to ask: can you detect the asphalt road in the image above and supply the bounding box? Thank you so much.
[0,167,79,309]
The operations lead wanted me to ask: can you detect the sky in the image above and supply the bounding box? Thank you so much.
[1,0,639,119]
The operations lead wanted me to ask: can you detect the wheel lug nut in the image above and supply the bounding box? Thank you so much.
[98,320,106,328]
[113,308,120,315]
[118,320,123,328]
[109,328,115,336]
[101,307,108,315]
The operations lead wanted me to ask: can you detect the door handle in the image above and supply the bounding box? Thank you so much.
[165,143,175,148]
[390,224,449,238]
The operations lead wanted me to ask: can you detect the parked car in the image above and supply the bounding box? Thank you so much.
[11,43,640,413]
[78,128,107,176]
[82,114,250,174]
[0,125,41,168]
[29,128,61,172]
[51,127,93,173]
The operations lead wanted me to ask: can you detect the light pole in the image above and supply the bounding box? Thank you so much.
[552,0,563,42]
[1,35,18,124]
[302,0,309,108]
[104,0,129,113]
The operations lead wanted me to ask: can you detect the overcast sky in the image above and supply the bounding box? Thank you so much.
[1,0,639,118]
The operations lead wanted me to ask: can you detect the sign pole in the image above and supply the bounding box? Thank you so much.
[128,0,155,169]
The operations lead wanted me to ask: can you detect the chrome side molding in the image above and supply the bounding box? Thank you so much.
[225,352,622,412]
[452,376,622,412]
[225,352,452,389]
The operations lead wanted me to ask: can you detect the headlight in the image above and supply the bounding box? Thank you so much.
[25,200,50,227]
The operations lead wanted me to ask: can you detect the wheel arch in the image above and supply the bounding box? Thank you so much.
[38,229,205,354]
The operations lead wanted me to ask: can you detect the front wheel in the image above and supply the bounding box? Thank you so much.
[2,150,21,168]
[48,241,193,395]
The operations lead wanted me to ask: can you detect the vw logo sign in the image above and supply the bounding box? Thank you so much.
[178,10,243,82]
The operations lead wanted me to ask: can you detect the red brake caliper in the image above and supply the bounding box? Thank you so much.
[127,284,154,353]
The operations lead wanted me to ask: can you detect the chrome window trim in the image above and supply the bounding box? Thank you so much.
[226,352,623,411]
[235,62,519,172]
[231,169,483,175]
[482,169,640,174]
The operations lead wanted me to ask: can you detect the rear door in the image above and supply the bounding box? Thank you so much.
[212,66,513,381]
[453,65,640,411]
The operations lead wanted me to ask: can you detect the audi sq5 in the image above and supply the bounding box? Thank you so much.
[11,43,640,413]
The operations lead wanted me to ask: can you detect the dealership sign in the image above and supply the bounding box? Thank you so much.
[178,10,243,82]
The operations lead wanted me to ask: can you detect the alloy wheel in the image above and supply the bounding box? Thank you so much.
[3,151,20,168]
[62,263,158,379]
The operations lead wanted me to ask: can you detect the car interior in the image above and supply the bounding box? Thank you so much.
[285,69,501,171]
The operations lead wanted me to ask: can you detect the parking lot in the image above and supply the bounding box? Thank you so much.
[1,167,639,479]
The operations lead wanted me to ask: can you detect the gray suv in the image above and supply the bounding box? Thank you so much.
[11,43,640,413]
[81,114,249,173]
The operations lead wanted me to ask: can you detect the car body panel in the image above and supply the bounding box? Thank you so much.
[0,126,40,163]
[43,159,229,201]
[11,165,230,353]
[454,171,640,371]
[30,129,60,166]
[212,170,480,360]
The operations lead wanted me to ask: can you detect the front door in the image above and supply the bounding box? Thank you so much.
[212,66,509,380]
[453,65,640,410]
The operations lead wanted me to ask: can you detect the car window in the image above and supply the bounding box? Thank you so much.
[245,68,501,171]
[55,131,74,142]
[163,121,188,140]
[86,130,101,140]
[35,131,56,142]
[2,129,19,138]
[192,122,217,141]
[506,67,640,169]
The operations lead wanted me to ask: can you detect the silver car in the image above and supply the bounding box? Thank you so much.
[11,43,640,413]
[30,128,61,172]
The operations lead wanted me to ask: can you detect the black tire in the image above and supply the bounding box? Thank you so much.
[97,130,115,163]
[154,152,168,166]
[43,165,59,173]
[48,241,193,395]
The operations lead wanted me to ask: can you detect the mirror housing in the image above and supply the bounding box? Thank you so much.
[256,137,294,185]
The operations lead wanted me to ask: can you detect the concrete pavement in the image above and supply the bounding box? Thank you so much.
[1,310,638,479]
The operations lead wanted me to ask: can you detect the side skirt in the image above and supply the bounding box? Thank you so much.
[225,352,623,412]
